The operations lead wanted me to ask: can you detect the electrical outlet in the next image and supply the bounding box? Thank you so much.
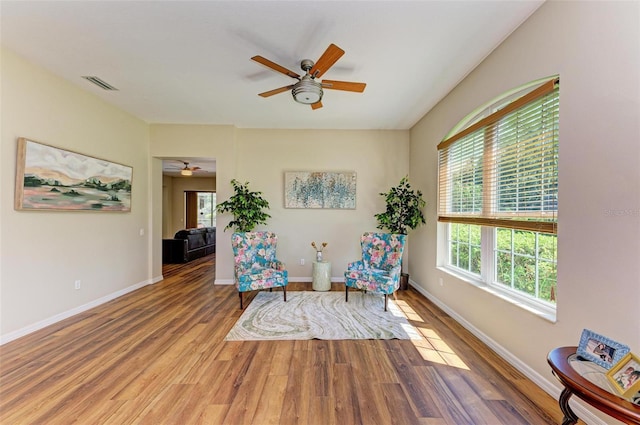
[300,258,305,266]
[75,280,81,290]
[439,278,444,287]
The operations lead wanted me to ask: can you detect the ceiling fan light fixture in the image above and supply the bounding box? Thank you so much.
[181,169,193,176]
[292,77,323,104]
[252,45,363,109]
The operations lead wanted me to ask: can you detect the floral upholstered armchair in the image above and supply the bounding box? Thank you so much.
[344,232,406,311]
[231,231,288,309]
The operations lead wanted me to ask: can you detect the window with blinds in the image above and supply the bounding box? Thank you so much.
[437,78,559,234]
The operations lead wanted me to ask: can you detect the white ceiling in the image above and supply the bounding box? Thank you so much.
[1,1,543,131]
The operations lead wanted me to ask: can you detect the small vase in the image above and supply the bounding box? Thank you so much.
[316,251,323,262]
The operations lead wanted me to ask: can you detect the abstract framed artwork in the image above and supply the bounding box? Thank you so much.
[576,328,630,370]
[284,171,356,209]
[15,138,133,212]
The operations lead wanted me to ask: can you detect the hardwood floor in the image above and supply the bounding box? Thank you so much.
[0,254,568,424]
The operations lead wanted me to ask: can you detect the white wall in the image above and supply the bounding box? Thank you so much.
[410,2,639,423]
[0,48,153,338]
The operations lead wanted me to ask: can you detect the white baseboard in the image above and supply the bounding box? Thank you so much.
[0,275,163,345]
[408,279,606,425]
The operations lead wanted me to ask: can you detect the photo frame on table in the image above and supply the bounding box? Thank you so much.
[606,352,640,398]
[576,329,630,370]
[15,138,132,212]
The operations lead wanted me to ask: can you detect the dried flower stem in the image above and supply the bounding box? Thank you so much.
[311,241,328,252]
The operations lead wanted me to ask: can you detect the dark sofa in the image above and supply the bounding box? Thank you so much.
[162,227,216,263]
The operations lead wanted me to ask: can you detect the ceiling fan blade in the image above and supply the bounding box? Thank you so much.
[258,85,295,98]
[251,56,300,79]
[310,44,345,79]
[321,80,366,93]
[311,101,323,110]
[192,166,201,171]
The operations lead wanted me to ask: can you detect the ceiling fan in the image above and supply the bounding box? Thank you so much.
[251,43,366,110]
[167,161,201,176]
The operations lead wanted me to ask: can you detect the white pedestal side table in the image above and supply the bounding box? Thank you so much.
[312,261,332,291]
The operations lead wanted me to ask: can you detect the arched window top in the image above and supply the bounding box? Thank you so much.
[444,75,560,141]
[437,75,559,234]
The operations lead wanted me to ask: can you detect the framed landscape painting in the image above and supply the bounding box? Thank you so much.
[284,171,356,209]
[15,138,132,212]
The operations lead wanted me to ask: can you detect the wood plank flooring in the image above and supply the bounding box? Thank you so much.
[0,254,570,424]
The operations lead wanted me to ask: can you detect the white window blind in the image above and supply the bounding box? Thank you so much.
[437,78,559,234]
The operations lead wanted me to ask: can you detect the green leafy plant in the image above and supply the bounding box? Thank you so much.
[216,179,270,232]
[375,176,426,235]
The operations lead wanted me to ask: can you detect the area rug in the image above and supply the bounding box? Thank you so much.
[224,291,421,341]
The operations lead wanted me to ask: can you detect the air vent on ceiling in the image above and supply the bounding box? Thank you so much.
[82,76,118,91]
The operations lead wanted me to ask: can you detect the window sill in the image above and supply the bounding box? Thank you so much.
[437,266,557,323]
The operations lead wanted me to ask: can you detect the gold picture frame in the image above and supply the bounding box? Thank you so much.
[606,352,640,398]
[15,138,133,212]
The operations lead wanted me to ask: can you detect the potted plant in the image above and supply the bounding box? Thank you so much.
[374,176,426,290]
[216,179,270,232]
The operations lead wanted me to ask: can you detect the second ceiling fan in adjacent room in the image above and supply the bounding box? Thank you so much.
[169,161,201,176]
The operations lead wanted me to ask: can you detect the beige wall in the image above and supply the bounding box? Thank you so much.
[410,2,639,423]
[150,126,410,283]
[162,175,216,238]
[234,129,410,280]
[150,124,236,281]
[0,48,153,337]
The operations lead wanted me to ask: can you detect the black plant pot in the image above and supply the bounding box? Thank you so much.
[400,273,409,291]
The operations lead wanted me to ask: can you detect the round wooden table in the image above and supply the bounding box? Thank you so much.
[547,346,640,424]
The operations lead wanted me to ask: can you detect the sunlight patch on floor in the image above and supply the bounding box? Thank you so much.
[394,301,470,370]
[394,299,424,322]
[392,299,469,369]
[413,326,470,369]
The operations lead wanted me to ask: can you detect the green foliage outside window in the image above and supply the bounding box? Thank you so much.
[495,228,557,303]
[450,224,557,304]
[449,223,481,275]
